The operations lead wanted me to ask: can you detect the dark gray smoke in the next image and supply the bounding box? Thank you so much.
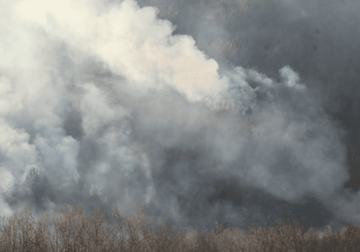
[0,0,359,232]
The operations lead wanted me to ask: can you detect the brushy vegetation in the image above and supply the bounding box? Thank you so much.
[1,206,360,251]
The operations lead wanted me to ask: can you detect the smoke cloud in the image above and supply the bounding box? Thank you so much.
[0,0,359,231]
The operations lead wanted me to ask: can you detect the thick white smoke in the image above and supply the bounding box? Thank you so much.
[13,0,232,103]
[0,0,354,229]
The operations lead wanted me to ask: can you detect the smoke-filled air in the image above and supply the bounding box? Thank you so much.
[1,0,360,231]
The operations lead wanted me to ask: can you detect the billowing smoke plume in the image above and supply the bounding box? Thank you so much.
[0,0,359,231]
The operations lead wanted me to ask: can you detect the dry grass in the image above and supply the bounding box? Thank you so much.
[1,206,360,251]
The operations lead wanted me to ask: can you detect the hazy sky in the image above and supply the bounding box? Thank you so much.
[1,0,360,231]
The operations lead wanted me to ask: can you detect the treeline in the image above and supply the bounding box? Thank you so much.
[0,205,359,252]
